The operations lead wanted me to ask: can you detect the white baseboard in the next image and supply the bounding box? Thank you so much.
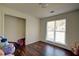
[25,40,40,45]
[41,40,71,51]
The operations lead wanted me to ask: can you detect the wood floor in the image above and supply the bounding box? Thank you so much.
[14,41,75,56]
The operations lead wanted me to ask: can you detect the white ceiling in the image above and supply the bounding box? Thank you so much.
[0,3,79,18]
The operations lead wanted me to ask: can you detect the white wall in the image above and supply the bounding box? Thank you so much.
[4,15,25,42]
[40,10,79,50]
[26,15,40,45]
[0,6,40,45]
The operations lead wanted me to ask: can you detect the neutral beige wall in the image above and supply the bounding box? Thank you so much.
[0,11,3,36]
[40,10,79,50]
[0,6,40,45]
[4,15,25,42]
[0,8,4,36]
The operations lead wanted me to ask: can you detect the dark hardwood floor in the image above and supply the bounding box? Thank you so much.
[14,41,75,56]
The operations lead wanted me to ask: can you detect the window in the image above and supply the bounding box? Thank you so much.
[46,19,66,44]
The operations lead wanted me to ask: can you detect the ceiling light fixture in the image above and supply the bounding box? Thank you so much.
[50,11,54,13]
[39,3,48,8]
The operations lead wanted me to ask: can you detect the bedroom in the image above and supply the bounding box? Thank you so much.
[0,3,79,56]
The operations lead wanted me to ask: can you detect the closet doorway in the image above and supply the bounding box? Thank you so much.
[4,15,26,42]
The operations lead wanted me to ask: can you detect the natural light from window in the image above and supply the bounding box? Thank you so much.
[46,19,66,44]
